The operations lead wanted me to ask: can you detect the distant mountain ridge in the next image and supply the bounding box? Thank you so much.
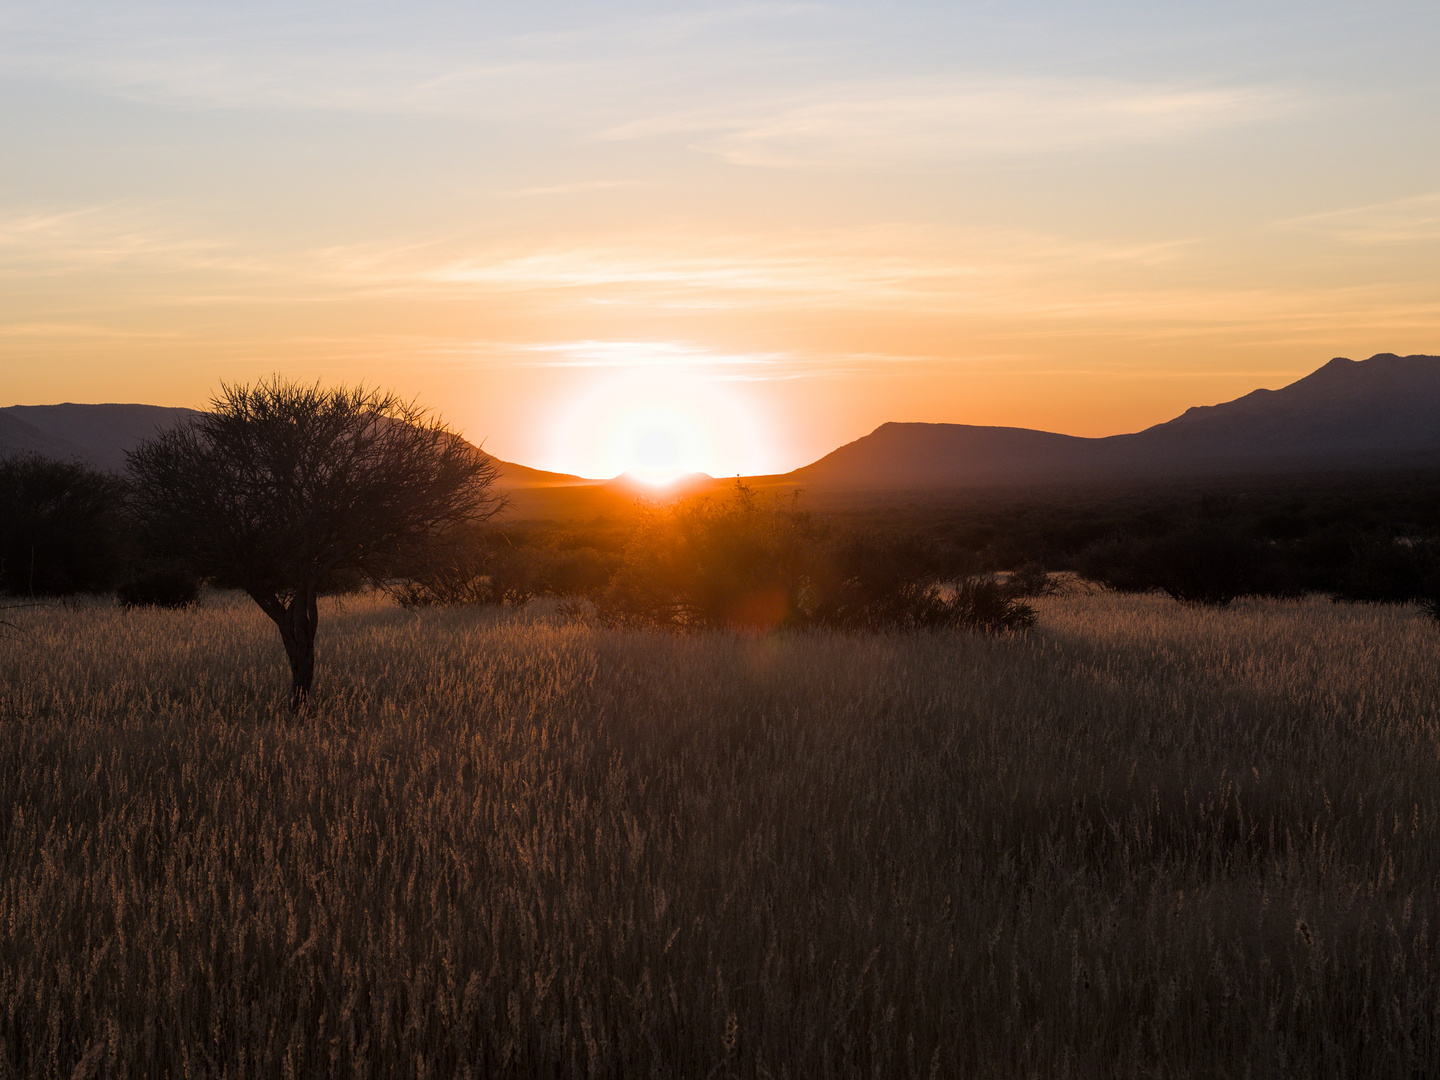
[0,402,586,490]
[5,354,1440,499]
[790,353,1440,489]
[0,404,199,473]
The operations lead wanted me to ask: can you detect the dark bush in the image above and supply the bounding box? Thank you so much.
[537,546,614,596]
[596,484,1035,633]
[1077,526,1285,606]
[800,532,1032,631]
[1331,537,1439,603]
[389,527,617,608]
[1329,537,1440,619]
[118,566,202,608]
[953,577,1040,632]
[0,455,125,597]
[388,527,504,607]
[597,484,818,630]
[1003,562,1061,598]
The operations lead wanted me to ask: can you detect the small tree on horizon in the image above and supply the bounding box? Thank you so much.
[126,378,502,710]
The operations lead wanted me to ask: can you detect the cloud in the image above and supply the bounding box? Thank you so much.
[0,205,306,303]
[497,181,652,198]
[423,338,945,384]
[599,77,1296,165]
[6,202,1437,365]
[0,2,1295,173]
[400,226,1200,316]
[0,1,815,119]
[0,3,585,116]
[517,340,783,369]
[1274,192,1440,245]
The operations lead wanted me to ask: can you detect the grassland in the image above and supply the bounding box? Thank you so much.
[1,592,1438,1078]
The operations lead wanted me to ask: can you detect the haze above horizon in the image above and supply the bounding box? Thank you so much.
[3,1,1438,477]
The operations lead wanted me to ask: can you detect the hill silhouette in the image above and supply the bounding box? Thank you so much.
[0,404,200,473]
[6,354,1439,514]
[790,353,1440,489]
[0,402,588,497]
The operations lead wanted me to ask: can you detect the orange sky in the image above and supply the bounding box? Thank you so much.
[3,2,1438,476]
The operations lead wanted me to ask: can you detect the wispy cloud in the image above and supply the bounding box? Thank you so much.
[0,2,814,120]
[517,340,783,369]
[426,338,952,385]
[497,181,651,198]
[0,3,1297,174]
[0,206,270,279]
[600,78,1297,165]
[4,202,1437,374]
[1274,192,1440,245]
[392,227,1203,318]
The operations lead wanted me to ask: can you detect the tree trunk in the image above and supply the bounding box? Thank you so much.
[258,587,320,713]
[287,589,318,712]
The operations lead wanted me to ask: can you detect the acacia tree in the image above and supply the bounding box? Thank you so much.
[126,379,502,710]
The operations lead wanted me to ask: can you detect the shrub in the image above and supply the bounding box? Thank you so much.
[390,529,616,608]
[388,527,505,607]
[800,532,1034,631]
[596,484,1036,633]
[597,484,818,630]
[953,576,1040,631]
[1077,526,1284,607]
[1002,561,1062,598]
[117,567,202,609]
[1330,537,1440,620]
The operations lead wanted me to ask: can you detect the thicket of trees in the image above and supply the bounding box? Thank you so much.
[1073,527,1440,612]
[0,456,125,597]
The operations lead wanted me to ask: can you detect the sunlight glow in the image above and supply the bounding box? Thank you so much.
[544,346,775,479]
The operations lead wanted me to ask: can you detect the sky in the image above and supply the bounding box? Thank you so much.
[2,1,1438,477]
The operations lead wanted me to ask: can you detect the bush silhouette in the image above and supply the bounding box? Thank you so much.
[392,526,617,608]
[117,566,202,609]
[596,483,1035,633]
[0,455,124,597]
[597,484,817,630]
[1330,537,1440,620]
[1078,526,1282,607]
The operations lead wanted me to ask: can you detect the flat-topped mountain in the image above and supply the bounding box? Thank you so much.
[786,423,1093,489]
[791,354,1440,489]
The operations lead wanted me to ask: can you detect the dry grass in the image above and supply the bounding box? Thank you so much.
[1,592,1438,1078]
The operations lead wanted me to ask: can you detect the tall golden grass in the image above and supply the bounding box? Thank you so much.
[1,592,1437,1077]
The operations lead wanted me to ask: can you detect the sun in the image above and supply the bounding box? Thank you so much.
[606,403,708,485]
[546,359,773,481]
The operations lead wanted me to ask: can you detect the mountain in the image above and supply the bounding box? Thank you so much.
[791,354,1440,489]
[786,424,1093,489]
[7,354,1439,507]
[0,402,590,493]
[0,404,201,473]
[1121,354,1440,467]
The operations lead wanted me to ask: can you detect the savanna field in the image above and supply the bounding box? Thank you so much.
[2,592,1439,1078]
